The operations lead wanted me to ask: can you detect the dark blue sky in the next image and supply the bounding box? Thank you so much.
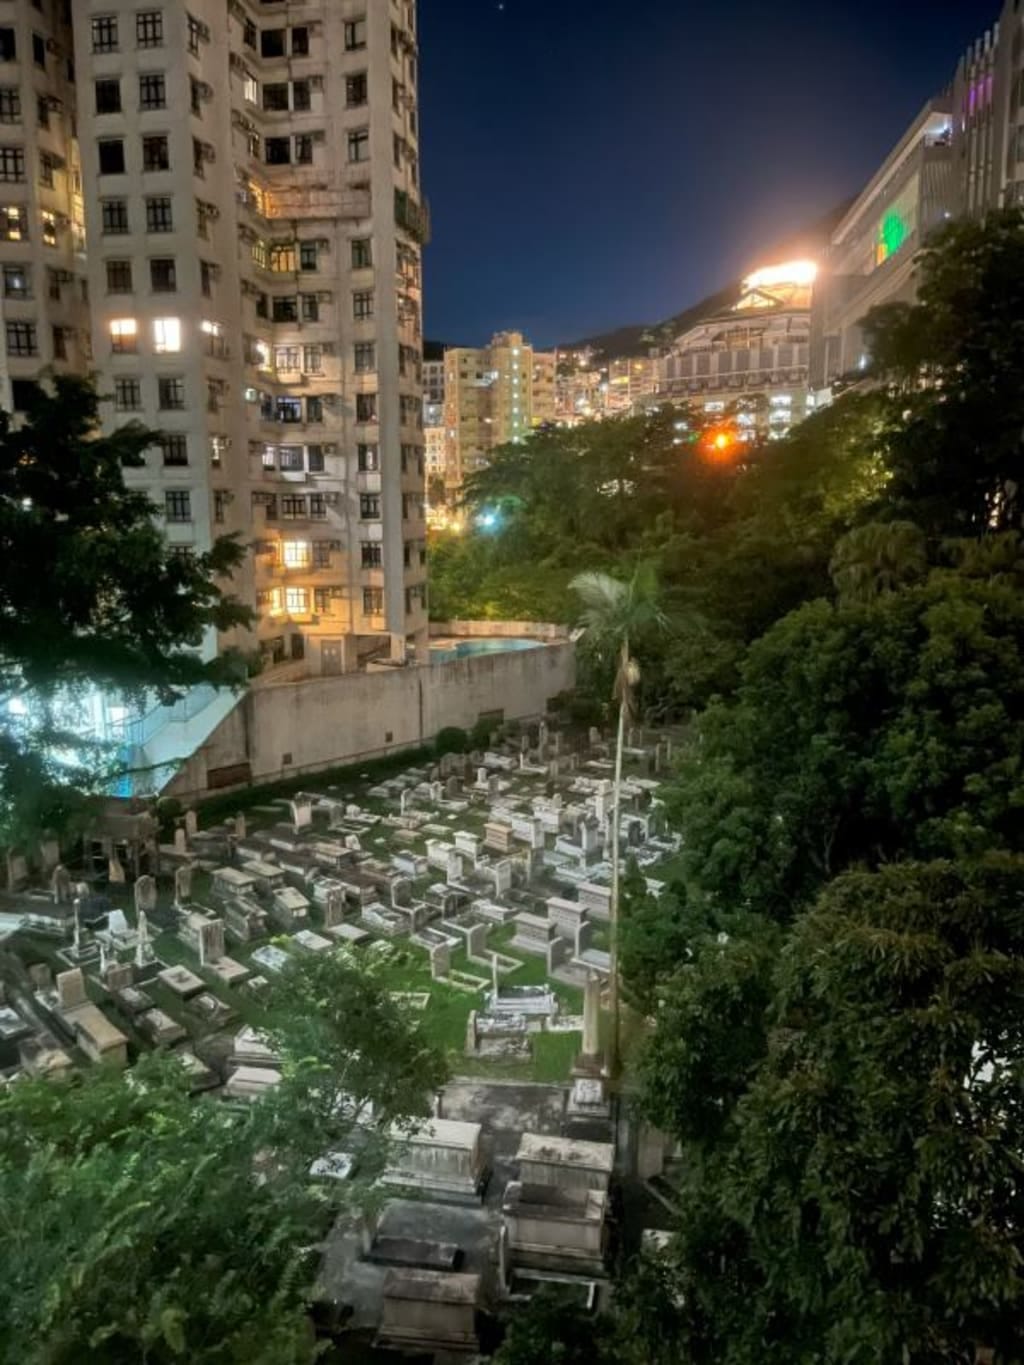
[419,0,994,347]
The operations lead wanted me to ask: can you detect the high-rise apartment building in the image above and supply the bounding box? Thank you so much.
[62,0,427,689]
[441,330,555,496]
[0,4,89,414]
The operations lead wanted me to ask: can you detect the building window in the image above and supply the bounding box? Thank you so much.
[41,211,57,246]
[109,318,138,354]
[360,493,381,519]
[5,322,37,356]
[139,74,166,110]
[272,295,297,322]
[361,542,382,568]
[265,137,290,166]
[305,396,322,424]
[363,587,383,615]
[354,342,376,373]
[158,376,185,410]
[274,345,300,372]
[263,84,289,112]
[299,242,319,272]
[36,154,53,190]
[95,80,122,114]
[285,587,308,615]
[314,588,331,615]
[278,446,303,471]
[281,494,304,519]
[308,493,326,518]
[0,29,14,63]
[165,490,191,522]
[307,445,325,472]
[312,541,331,569]
[291,27,309,56]
[268,245,297,274]
[153,316,181,352]
[347,128,369,163]
[37,96,50,131]
[303,345,322,374]
[91,16,119,52]
[150,257,176,292]
[346,72,368,107]
[161,434,188,464]
[0,147,25,182]
[187,13,206,56]
[345,18,367,51]
[106,260,132,293]
[356,393,378,423]
[137,11,164,48]
[200,260,214,297]
[142,134,169,171]
[32,34,45,70]
[353,290,373,320]
[358,444,379,472]
[145,197,173,232]
[282,540,310,568]
[190,77,203,117]
[98,140,125,176]
[351,238,373,269]
[275,397,302,424]
[260,29,285,58]
[0,88,20,123]
[294,134,313,165]
[292,79,311,111]
[0,206,27,241]
[2,265,29,298]
[101,199,129,234]
[213,490,227,524]
[114,377,141,411]
[300,294,319,322]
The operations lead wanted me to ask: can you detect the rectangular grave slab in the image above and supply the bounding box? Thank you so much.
[326,922,371,946]
[157,965,206,998]
[137,1008,186,1046]
[250,944,291,974]
[204,956,249,986]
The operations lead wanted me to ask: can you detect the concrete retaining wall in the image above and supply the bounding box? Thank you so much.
[165,641,575,802]
[430,620,569,641]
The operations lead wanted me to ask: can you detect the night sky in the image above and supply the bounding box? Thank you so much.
[419,0,994,348]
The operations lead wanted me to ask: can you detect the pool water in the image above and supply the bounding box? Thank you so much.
[430,638,541,663]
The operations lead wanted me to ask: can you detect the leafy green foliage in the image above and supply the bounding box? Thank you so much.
[0,951,447,1364]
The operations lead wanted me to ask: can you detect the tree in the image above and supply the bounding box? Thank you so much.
[571,564,666,1076]
[0,951,447,1364]
[864,209,1024,538]
[641,859,1024,1364]
[829,520,927,604]
[0,376,254,843]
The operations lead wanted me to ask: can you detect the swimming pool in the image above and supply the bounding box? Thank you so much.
[430,638,542,664]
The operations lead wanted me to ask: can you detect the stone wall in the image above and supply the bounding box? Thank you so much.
[165,641,575,802]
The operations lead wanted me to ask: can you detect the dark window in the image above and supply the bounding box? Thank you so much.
[263,84,288,112]
[7,321,38,356]
[299,242,318,271]
[347,128,369,163]
[361,542,382,568]
[106,259,132,292]
[300,293,319,321]
[0,146,24,182]
[352,237,372,269]
[37,96,50,129]
[360,493,380,519]
[0,29,15,62]
[150,257,176,291]
[200,260,214,297]
[95,80,121,115]
[145,197,173,232]
[314,588,331,614]
[190,77,202,116]
[260,29,285,58]
[92,15,118,51]
[344,18,367,51]
[278,445,302,471]
[0,88,19,122]
[356,393,378,423]
[294,134,313,165]
[11,379,36,412]
[38,154,55,188]
[136,11,163,47]
[353,290,373,320]
[114,377,141,410]
[142,134,169,171]
[291,27,309,55]
[308,493,326,518]
[98,140,125,175]
[357,443,379,472]
[165,490,192,521]
[243,19,256,49]
[313,540,331,568]
[101,200,129,234]
[139,74,166,109]
[272,296,297,322]
[307,445,325,472]
[276,397,302,424]
[354,342,376,372]
[158,379,185,411]
[363,587,383,614]
[265,137,290,165]
[292,79,311,111]
[32,34,45,70]
[346,72,368,107]
[281,494,304,518]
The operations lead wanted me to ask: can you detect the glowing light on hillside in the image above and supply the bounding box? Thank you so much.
[743,260,818,291]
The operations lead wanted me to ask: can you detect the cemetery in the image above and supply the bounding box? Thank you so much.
[0,718,682,1352]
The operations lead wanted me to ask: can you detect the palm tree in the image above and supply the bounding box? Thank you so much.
[829,520,927,605]
[570,563,666,1079]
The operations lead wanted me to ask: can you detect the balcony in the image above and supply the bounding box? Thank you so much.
[395,189,430,245]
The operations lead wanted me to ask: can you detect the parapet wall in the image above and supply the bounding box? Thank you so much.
[429,620,569,641]
[165,640,575,802]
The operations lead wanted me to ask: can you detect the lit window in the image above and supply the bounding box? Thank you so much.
[153,317,181,352]
[285,586,308,614]
[282,540,311,568]
[109,317,138,353]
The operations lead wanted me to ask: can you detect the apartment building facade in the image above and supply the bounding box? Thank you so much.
[59,0,427,684]
[0,1,89,414]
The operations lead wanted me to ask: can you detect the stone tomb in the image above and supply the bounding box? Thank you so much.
[516,1133,613,1193]
[509,911,556,958]
[577,881,612,921]
[377,1270,480,1355]
[158,964,207,999]
[501,1182,609,1274]
[381,1118,486,1204]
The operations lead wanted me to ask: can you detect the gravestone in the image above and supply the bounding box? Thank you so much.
[289,798,313,832]
[173,827,188,855]
[38,838,60,873]
[466,923,488,960]
[445,775,462,799]
[104,961,134,994]
[56,967,87,1011]
[51,864,72,904]
[198,918,226,965]
[108,856,126,884]
[492,860,513,896]
[446,851,464,885]
[6,851,28,891]
[134,874,157,915]
[184,809,199,839]
[28,962,53,992]
[234,812,247,839]
[173,863,193,906]
[430,940,451,981]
